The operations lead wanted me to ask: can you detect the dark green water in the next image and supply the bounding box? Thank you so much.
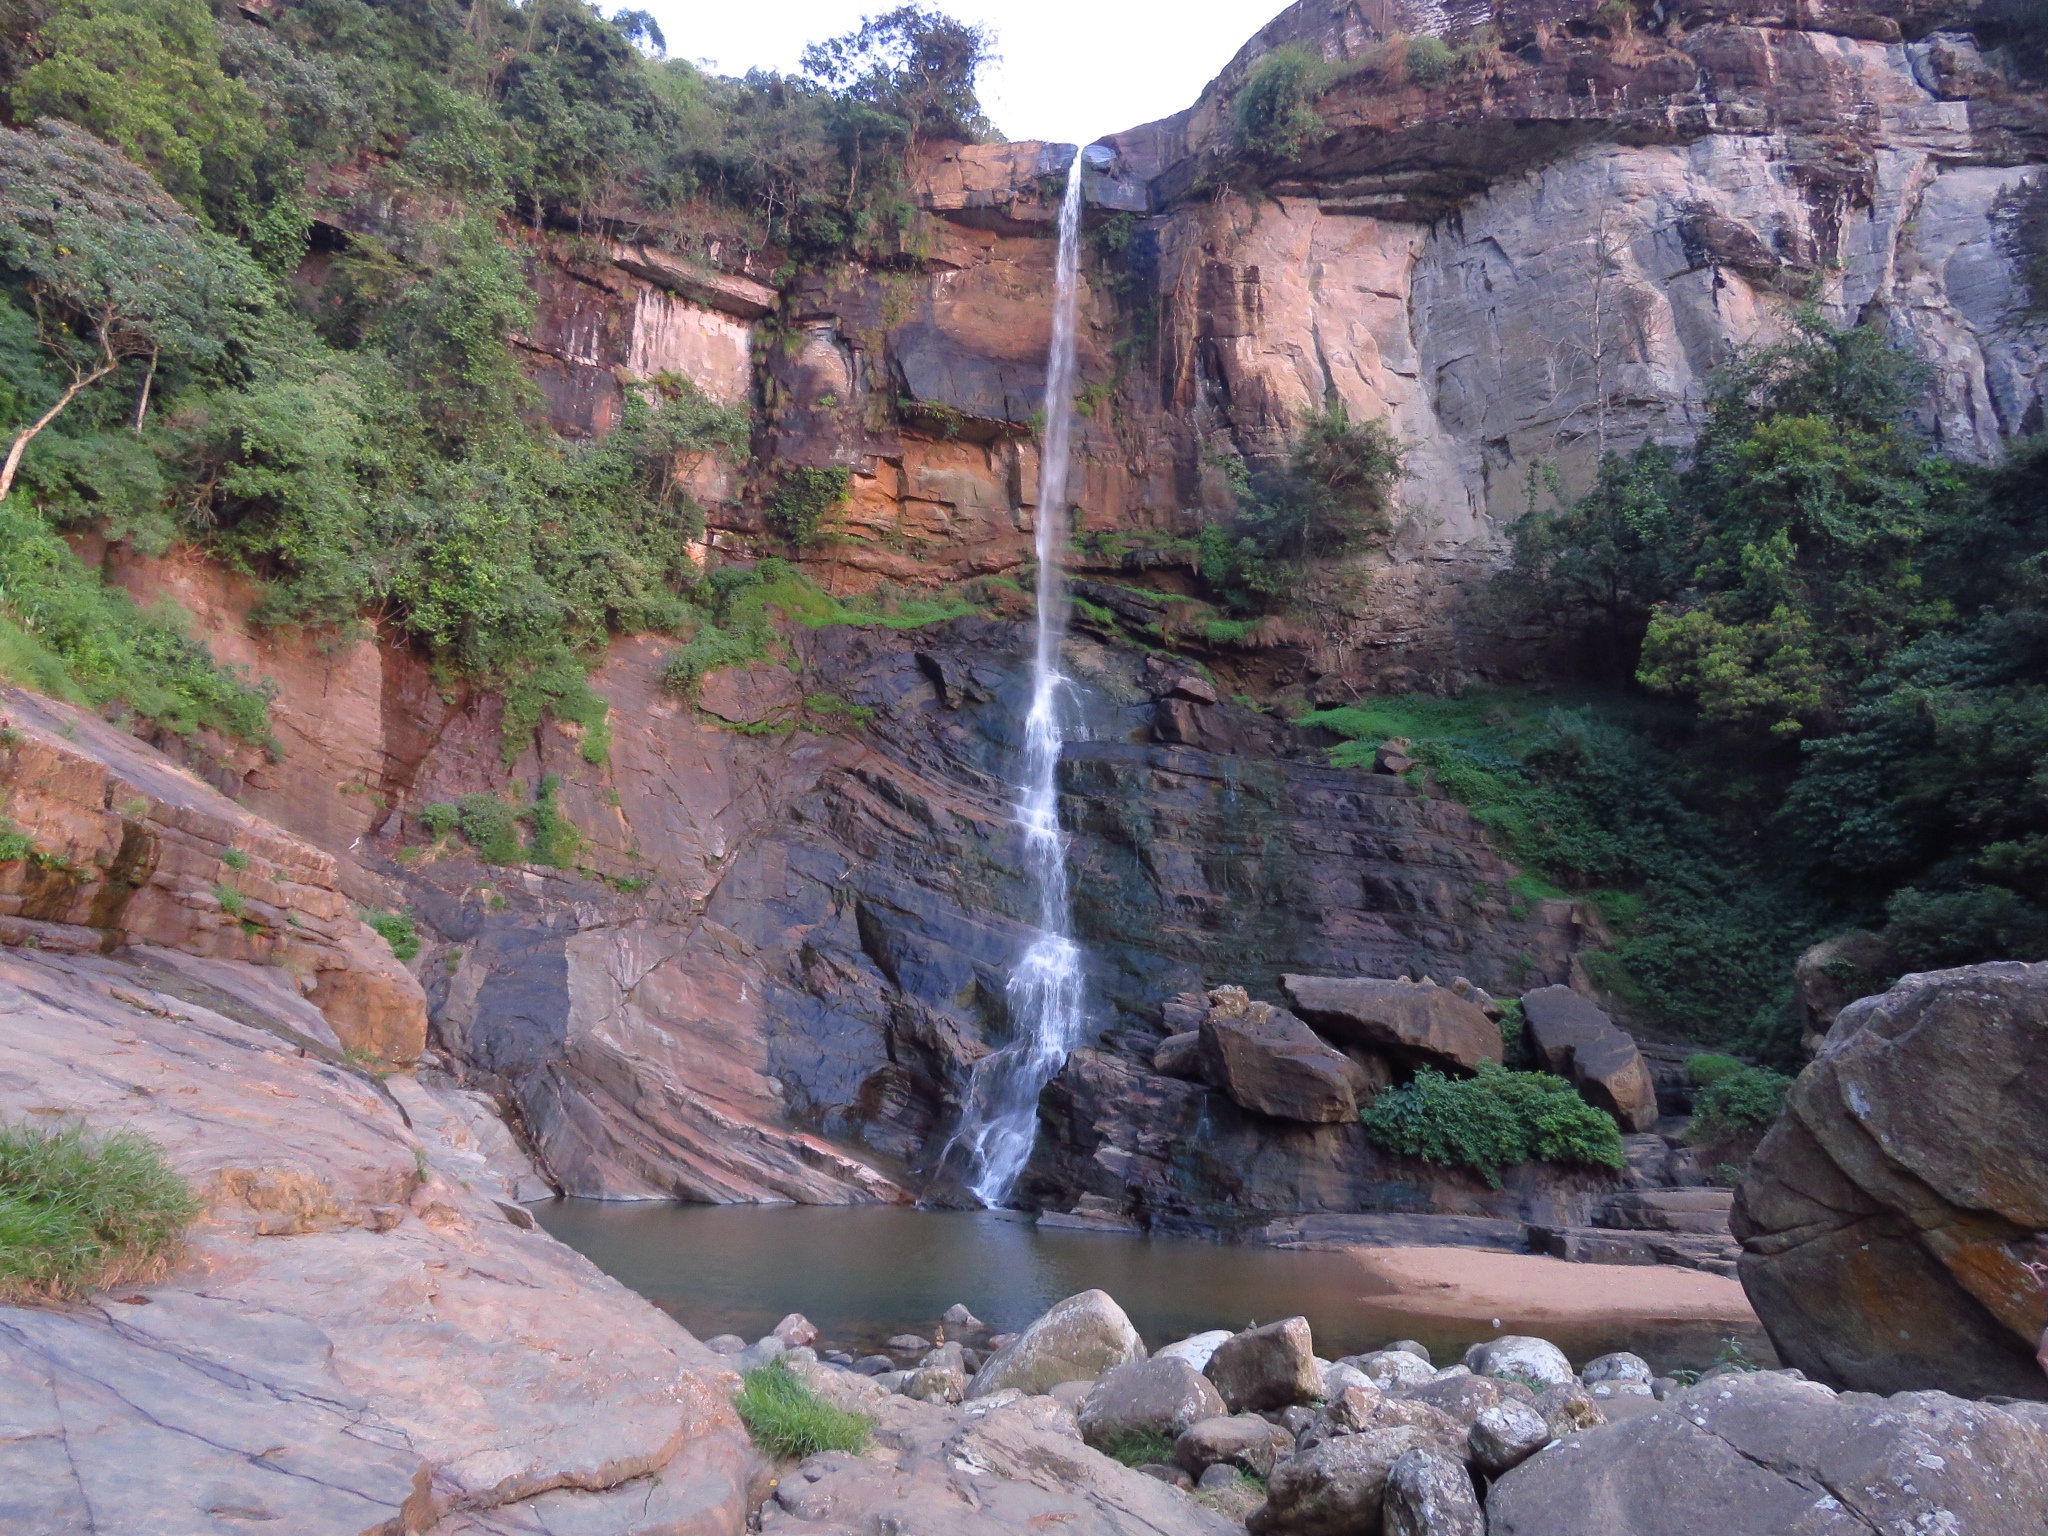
[537,1202,1765,1372]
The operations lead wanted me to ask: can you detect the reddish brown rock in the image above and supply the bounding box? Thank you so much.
[1520,986,1659,1133]
[696,661,803,725]
[1282,975,1502,1074]
[1199,999,1359,1124]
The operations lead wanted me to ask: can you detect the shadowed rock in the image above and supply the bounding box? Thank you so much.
[1078,1358,1228,1450]
[1383,1446,1484,1536]
[1199,1003,1358,1124]
[1282,975,1502,1074]
[1520,987,1659,1132]
[1204,1317,1323,1412]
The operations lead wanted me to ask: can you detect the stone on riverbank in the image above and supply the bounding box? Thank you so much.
[1174,1414,1295,1479]
[1465,1336,1576,1390]
[1079,1358,1228,1450]
[1248,1426,1450,1536]
[1157,1330,1233,1371]
[968,1289,1145,1397]
[1485,1371,2048,1535]
[1383,1446,1485,1536]
[1468,1399,1551,1475]
[1282,975,1502,1074]
[1520,987,1659,1132]
[1204,1316,1323,1411]
[1733,960,2048,1399]
[1346,1348,1436,1389]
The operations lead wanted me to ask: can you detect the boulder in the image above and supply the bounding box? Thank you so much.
[736,1335,788,1372]
[1463,1337,1576,1391]
[903,1363,967,1403]
[1198,1005,1358,1123]
[1174,1414,1296,1479]
[1078,1358,1228,1450]
[773,1312,820,1348]
[1790,929,1896,1053]
[1281,975,1503,1073]
[1153,1030,1204,1079]
[1580,1352,1654,1398]
[1383,1447,1484,1536]
[1485,1372,2048,1536]
[1520,986,1659,1132]
[1468,1399,1550,1475]
[1595,1188,1733,1234]
[1531,1383,1605,1439]
[1156,1330,1233,1372]
[1732,961,2048,1399]
[1346,1349,1437,1389]
[1204,1317,1323,1412]
[1391,1372,1523,1431]
[967,1289,1145,1398]
[942,1302,984,1331]
[1299,1391,1466,1455]
[1247,1426,1447,1536]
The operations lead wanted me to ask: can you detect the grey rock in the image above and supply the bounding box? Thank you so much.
[919,1341,967,1373]
[1391,1372,1516,1431]
[1345,1349,1436,1389]
[969,1290,1145,1398]
[783,1346,819,1367]
[1319,1361,1376,1399]
[1153,1030,1204,1079]
[821,1350,855,1367]
[1142,1462,1195,1489]
[1520,986,1660,1132]
[1196,1463,1243,1491]
[703,1333,747,1356]
[1050,1378,1098,1406]
[1595,1189,1733,1235]
[736,1335,788,1372]
[852,1354,894,1375]
[1282,975,1503,1073]
[903,1364,967,1403]
[773,1312,819,1347]
[1383,1446,1484,1536]
[1580,1351,1653,1386]
[887,1333,933,1354]
[1174,1414,1296,1479]
[1248,1426,1443,1536]
[1385,1339,1432,1364]
[943,1302,985,1332]
[1199,1005,1358,1123]
[1299,1388,1465,1457]
[1468,1399,1551,1475]
[1079,1358,1228,1450]
[1464,1336,1575,1390]
[1532,1383,1606,1439]
[1485,1372,2048,1536]
[1204,1317,1323,1412]
[1156,1330,1233,1372]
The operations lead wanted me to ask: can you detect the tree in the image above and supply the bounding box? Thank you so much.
[799,5,993,154]
[0,120,263,500]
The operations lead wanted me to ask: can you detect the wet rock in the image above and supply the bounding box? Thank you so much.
[942,1302,984,1332]
[887,1334,934,1354]
[1281,975,1502,1074]
[1153,1030,1204,1079]
[1733,960,2048,1399]
[1485,1372,2048,1536]
[1204,1317,1323,1412]
[853,1354,894,1375]
[774,1313,820,1348]
[1520,986,1659,1132]
[1198,1002,1358,1123]
[704,1334,747,1356]
[1383,1446,1484,1536]
[1248,1425,1446,1536]
[1174,1414,1296,1479]
[1157,1330,1233,1372]
[1468,1399,1550,1475]
[1346,1349,1436,1390]
[1465,1336,1576,1391]
[968,1290,1145,1398]
[1078,1358,1228,1450]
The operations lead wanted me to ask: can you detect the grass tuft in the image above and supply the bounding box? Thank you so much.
[1098,1428,1177,1467]
[734,1360,872,1460]
[0,1120,199,1302]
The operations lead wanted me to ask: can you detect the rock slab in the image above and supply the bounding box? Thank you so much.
[1198,1000,1357,1124]
[1519,986,1659,1132]
[1281,975,1502,1074]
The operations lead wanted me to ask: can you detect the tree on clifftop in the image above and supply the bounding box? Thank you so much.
[800,4,994,155]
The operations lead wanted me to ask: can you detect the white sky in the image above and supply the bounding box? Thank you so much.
[638,0,1283,146]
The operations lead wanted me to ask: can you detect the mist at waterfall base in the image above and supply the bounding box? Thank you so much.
[940,152,1090,1209]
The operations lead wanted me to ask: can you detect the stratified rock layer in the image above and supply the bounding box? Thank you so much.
[1734,961,2048,1399]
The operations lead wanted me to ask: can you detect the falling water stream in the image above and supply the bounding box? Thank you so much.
[948,150,1091,1207]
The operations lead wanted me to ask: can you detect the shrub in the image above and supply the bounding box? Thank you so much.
[733,1361,872,1459]
[456,793,525,865]
[662,622,761,695]
[364,909,420,962]
[1693,1066,1792,1136]
[1686,1053,1745,1087]
[1235,45,1330,160]
[766,465,851,546]
[213,883,247,917]
[1404,36,1456,83]
[0,1120,199,1301]
[1359,1062,1625,1187]
[418,803,460,839]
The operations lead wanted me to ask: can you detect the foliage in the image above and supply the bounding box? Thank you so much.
[1692,1065,1791,1136]
[1234,45,1330,161]
[1686,1053,1744,1087]
[1359,1062,1624,1187]
[0,1118,199,1301]
[456,791,525,865]
[734,1360,872,1459]
[1099,1429,1177,1467]
[1403,36,1457,83]
[767,464,850,546]
[798,5,993,151]
[363,908,420,962]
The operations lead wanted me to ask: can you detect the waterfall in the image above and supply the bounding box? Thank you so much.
[949,150,1090,1208]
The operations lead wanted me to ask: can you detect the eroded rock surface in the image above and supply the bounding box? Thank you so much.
[1281,975,1501,1074]
[1520,987,1659,1133]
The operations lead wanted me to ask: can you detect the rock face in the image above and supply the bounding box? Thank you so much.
[1281,975,1502,1073]
[1485,1371,2048,1536]
[1519,987,1659,1133]
[969,1290,1147,1398]
[0,942,753,1535]
[0,689,427,1063]
[1733,961,2048,1399]
[1198,998,1359,1123]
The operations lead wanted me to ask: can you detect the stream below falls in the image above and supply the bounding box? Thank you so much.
[537,1202,1766,1373]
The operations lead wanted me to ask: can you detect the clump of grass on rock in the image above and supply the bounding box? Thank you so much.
[734,1360,871,1459]
[0,1120,199,1301]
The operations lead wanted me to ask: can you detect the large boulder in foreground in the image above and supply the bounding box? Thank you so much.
[1203,1317,1322,1412]
[1733,961,2048,1399]
[1519,986,1659,1132]
[1486,1371,2048,1535]
[1198,996,1357,1123]
[1282,975,1502,1073]
[968,1289,1146,1397]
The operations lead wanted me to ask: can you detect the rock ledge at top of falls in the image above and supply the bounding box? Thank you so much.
[0,938,757,1536]
[0,686,427,1063]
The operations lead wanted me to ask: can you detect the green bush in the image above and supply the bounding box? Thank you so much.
[456,793,525,865]
[363,908,420,962]
[1686,1053,1745,1087]
[418,803,460,839]
[1359,1062,1625,1187]
[733,1361,871,1459]
[1404,36,1456,83]
[1692,1066,1791,1136]
[1234,45,1330,160]
[662,622,760,695]
[0,1119,199,1301]
[767,465,850,546]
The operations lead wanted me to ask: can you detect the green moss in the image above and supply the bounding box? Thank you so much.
[734,1361,872,1459]
[1686,1053,1745,1087]
[212,883,247,917]
[0,1119,199,1301]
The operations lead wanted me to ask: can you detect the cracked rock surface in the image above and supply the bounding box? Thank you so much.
[0,945,755,1536]
[1484,1369,2048,1536]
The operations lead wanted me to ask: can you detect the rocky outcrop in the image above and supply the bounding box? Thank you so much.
[1281,974,1502,1073]
[1520,986,1659,1132]
[0,688,426,1063]
[1733,960,2048,1399]
[1198,996,1360,1123]
[0,942,754,1535]
[1484,1371,2048,1536]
